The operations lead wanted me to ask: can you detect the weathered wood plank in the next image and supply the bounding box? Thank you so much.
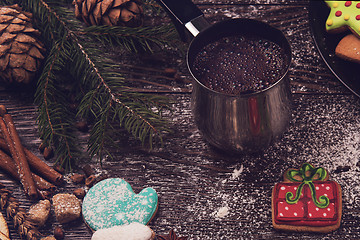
[1,0,359,239]
[194,0,309,5]
[3,90,360,239]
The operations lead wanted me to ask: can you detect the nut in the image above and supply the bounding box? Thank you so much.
[38,142,46,153]
[0,105,7,116]
[70,174,85,184]
[82,164,94,177]
[85,175,96,187]
[54,226,64,240]
[73,188,86,199]
[43,147,54,160]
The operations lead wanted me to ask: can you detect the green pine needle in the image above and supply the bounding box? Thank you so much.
[80,24,180,53]
[0,0,177,169]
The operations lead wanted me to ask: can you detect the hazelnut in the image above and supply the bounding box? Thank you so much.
[70,174,85,184]
[73,188,86,199]
[54,226,64,240]
[43,147,54,160]
[82,164,94,177]
[0,105,7,116]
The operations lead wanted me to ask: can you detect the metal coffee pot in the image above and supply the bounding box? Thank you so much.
[157,0,292,153]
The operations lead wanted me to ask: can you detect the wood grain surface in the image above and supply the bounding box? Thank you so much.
[1,0,359,239]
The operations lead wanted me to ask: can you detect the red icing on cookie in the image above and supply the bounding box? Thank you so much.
[345,1,352,7]
[277,184,304,199]
[307,201,336,219]
[277,201,305,219]
[357,3,360,8]
[308,183,335,199]
[273,182,340,227]
[335,11,342,17]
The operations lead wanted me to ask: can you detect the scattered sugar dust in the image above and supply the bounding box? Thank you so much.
[222,165,243,184]
[176,95,360,239]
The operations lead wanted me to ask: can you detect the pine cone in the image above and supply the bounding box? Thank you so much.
[0,4,45,85]
[73,0,143,27]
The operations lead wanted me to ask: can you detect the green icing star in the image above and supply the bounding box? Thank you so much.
[325,1,360,36]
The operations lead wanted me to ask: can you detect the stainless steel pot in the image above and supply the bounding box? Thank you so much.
[157,0,292,153]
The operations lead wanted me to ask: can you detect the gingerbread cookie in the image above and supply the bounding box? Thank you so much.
[272,163,342,233]
[335,34,360,63]
[91,222,155,240]
[325,1,360,37]
[82,178,158,231]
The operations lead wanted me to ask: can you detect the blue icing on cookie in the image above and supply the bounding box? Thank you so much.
[82,178,158,231]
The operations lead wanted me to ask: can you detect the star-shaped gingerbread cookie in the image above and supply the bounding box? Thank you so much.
[325,1,360,37]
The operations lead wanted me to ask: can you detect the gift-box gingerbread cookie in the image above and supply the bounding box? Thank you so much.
[272,163,342,233]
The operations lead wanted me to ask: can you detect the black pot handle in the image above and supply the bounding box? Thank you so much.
[156,0,211,41]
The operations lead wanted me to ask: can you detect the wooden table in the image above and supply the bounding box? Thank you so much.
[1,0,360,239]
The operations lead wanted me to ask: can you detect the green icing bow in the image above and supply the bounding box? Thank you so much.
[285,163,329,208]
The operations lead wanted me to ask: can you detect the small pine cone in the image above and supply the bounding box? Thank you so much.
[0,4,45,85]
[6,198,19,218]
[0,191,10,209]
[73,0,143,27]
[19,220,41,240]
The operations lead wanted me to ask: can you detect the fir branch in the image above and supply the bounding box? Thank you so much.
[34,40,80,170]
[34,0,173,165]
[79,24,179,53]
[0,0,176,167]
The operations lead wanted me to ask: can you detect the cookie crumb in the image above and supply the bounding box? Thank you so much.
[215,206,229,219]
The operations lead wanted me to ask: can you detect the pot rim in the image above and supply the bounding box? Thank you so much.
[187,18,292,98]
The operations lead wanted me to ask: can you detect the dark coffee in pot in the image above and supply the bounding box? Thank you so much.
[192,34,288,95]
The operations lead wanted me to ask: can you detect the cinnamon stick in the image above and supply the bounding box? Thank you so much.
[0,139,63,186]
[0,149,55,193]
[0,106,37,199]
[32,175,56,193]
[37,190,53,200]
[25,147,64,185]
[0,138,63,186]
